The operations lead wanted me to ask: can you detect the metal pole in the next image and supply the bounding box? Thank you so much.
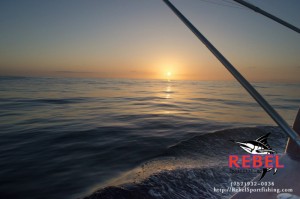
[233,0,300,34]
[162,0,300,146]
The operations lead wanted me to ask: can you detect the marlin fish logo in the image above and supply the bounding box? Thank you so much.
[231,133,277,180]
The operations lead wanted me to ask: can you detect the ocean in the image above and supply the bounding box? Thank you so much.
[0,76,299,199]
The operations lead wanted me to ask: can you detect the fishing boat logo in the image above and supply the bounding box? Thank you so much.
[229,133,284,180]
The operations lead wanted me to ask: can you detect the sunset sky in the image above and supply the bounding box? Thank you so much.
[0,0,299,82]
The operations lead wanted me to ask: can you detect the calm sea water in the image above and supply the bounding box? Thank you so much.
[0,76,299,199]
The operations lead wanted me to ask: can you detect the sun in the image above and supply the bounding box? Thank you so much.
[164,71,173,81]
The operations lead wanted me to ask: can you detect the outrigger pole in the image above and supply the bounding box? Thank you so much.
[162,0,300,147]
[233,0,300,34]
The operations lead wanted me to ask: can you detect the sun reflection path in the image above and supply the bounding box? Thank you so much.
[165,84,172,99]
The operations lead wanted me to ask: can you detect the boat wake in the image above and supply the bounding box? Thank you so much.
[83,126,287,199]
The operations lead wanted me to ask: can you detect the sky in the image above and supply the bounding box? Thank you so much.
[0,0,299,82]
